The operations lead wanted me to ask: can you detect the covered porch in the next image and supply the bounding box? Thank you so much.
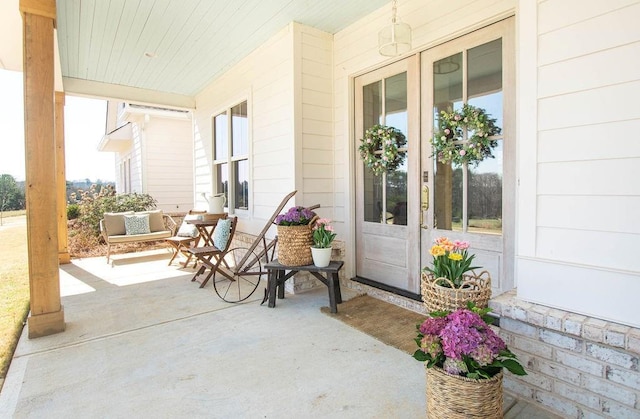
[0,249,555,418]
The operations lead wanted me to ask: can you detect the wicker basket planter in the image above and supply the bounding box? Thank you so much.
[277,224,314,266]
[421,271,491,313]
[426,367,503,419]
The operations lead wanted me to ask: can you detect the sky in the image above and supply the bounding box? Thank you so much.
[0,69,115,182]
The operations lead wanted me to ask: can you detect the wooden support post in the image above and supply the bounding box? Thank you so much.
[55,91,70,264]
[21,0,65,338]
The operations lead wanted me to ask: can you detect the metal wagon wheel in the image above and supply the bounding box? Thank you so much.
[212,246,265,302]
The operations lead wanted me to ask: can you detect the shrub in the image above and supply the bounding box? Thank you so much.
[70,184,157,237]
[67,203,80,220]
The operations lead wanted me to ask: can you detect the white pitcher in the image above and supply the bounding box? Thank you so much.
[201,193,226,214]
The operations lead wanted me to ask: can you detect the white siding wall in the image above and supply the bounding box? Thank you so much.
[193,25,295,235]
[129,122,143,193]
[143,117,193,212]
[295,23,335,219]
[333,0,515,276]
[517,0,640,327]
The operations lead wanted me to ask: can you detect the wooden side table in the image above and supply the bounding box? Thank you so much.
[263,260,344,313]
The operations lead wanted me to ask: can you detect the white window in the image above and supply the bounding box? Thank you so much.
[213,101,249,211]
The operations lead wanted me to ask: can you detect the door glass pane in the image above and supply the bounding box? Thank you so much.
[433,53,462,230]
[214,113,228,160]
[362,81,383,223]
[387,160,407,225]
[385,72,408,225]
[467,39,503,233]
[468,143,502,233]
[234,160,249,210]
[231,102,248,156]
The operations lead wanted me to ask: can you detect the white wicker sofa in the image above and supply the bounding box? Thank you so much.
[100,210,177,263]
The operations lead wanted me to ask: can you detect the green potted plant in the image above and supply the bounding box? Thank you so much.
[421,237,491,312]
[310,218,336,267]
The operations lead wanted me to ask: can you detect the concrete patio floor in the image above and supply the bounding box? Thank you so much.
[0,249,560,418]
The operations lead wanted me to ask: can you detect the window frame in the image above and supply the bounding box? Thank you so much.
[212,99,250,214]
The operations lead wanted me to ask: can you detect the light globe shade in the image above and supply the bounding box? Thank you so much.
[378,22,412,56]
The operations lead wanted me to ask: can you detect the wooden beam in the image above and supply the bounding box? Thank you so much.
[19,0,56,26]
[22,2,65,338]
[55,91,70,264]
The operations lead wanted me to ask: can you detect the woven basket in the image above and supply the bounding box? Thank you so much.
[421,270,491,313]
[276,217,317,266]
[426,367,503,419]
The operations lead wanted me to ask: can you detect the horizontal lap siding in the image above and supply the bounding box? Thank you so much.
[193,25,295,235]
[535,0,640,269]
[143,118,193,212]
[517,0,640,328]
[297,25,335,218]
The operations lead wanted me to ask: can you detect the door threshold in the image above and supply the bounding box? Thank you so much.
[352,276,422,301]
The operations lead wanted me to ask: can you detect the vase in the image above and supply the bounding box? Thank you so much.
[421,270,491,313]
[310,246,332,268]
[426,367,503,419]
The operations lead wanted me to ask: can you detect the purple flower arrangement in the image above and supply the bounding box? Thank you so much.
[274,206,316,226]
[413,305,526,379]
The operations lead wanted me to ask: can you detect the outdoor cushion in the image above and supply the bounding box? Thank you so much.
[103,211,134,236]
[213,218,232,250]
[137,210,165,232]
[177,213,204,238]
[124,214,151,235]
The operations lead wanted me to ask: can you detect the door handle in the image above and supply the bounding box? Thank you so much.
[421,185,429,229]
[421,184,429,211]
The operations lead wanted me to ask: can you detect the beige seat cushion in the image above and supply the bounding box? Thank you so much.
[107,230,172,243]
[137,210,165,232]
[103,211,134,236]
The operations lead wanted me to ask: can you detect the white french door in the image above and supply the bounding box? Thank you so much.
[420,18,515,294]
[354,18,514,297]
[354,56,421,295]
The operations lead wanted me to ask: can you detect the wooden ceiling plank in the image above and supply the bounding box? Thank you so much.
[128,0,204,89]
[80,0,103,79]
[122,0,172,86]
[112,0,155,85]
[91,0,126,81]
[61,0,80,78]
[57,0,390,98]
[102,0,142,83]
[143,0,219,91]
[147,0,241,94]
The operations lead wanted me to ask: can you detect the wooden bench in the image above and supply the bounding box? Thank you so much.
[263,260,344,313]
[100,210,177,263]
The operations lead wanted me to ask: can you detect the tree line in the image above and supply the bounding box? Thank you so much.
[0,174,115,212]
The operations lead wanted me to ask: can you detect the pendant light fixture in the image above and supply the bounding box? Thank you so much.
[378,0,412,57]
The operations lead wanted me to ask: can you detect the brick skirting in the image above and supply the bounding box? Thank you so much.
[490,291,639,418]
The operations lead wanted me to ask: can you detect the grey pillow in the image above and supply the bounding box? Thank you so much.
[124,214,151,235]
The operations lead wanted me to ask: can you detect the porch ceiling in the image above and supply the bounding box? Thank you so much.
[1,0,391,108]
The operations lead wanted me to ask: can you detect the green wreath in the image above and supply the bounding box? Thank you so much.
[432,104,501,166]
[358,124,407,176]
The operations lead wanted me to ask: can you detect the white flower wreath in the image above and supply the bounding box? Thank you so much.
[358,124,407,176]
[432,104,501,166]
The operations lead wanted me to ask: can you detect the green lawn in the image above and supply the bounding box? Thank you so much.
[0,212,29,384]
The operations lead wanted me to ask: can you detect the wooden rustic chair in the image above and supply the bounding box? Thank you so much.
[165,210,207,267]
[188,216,238,288]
